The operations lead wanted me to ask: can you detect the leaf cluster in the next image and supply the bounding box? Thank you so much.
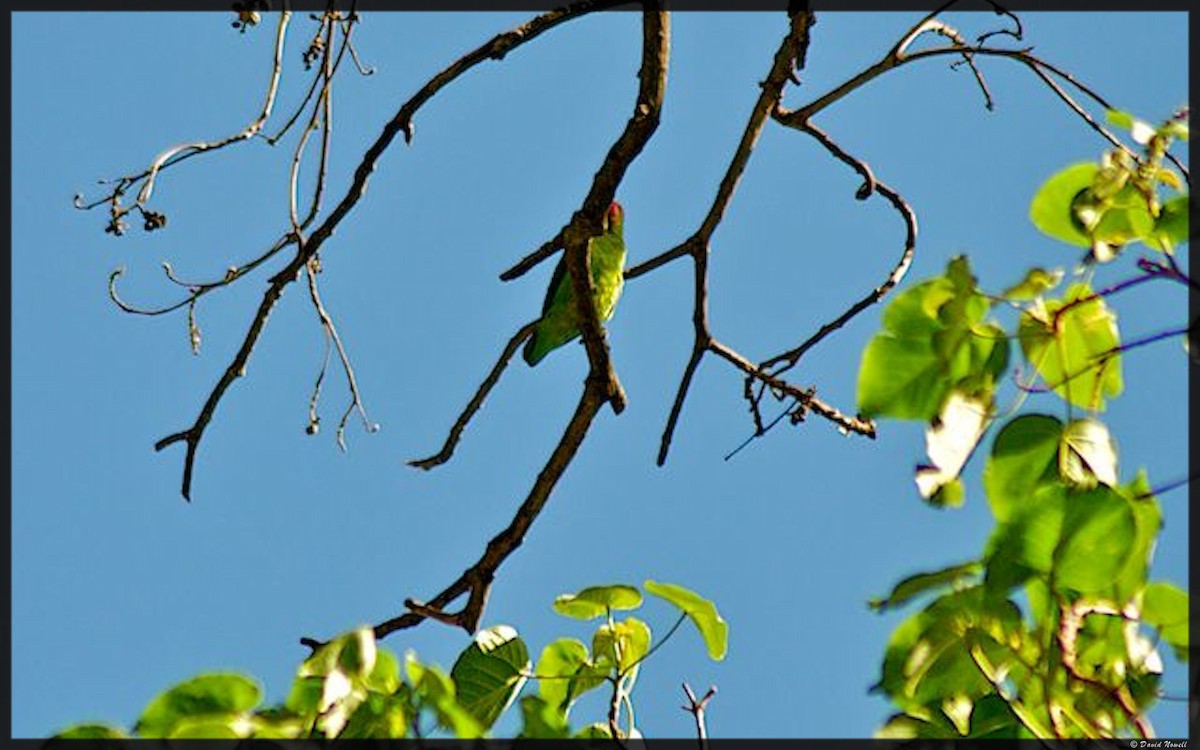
[860,111,1189,739]
[52,580,726,740]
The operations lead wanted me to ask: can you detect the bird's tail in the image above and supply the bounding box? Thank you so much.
[523,329,545,366]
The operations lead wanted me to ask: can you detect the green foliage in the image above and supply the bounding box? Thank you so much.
[1018,284,1122,410]
[1030,110,1189,261]
[862,110,1188,739]
[857,256,1008,422]
[53,581,725,740]
[645,579,729,661]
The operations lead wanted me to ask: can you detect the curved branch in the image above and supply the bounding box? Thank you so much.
[758,119,918,376]
[160,2,625,499]
[370,375,611,638]
[76,11,291,224]
[304,259,378,452]
[154,267,292,500]
[304,2,670,641]
[646,9,815,465]
[408,320,539,470]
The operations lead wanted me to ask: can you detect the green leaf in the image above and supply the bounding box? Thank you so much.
[1018,284,1122,410]
[518,695,571,739]
[984,483,1067,594]
[1090,197,1155,248]
[249,707,307,739]
[1053,487,1137,594]
[928,478,965,509]
[593,617,651,676]
[1059,418,1118,488]
[1141,582,1189,661]
[1104,109,1135,130]
[869,560,983,612]
[875,587,1024,711]
[535,638,590,712]
[135,673,262,738]
[339,692,409,738]
[857,335,950,420]
[644,580,728,661]
[450,625,530,730]
[406,652,484,738]
[858,257,1002,421]
[1146,193,1190,252]
[364,648,401,695]
[337,626,377,681]
[1109,470,1163,601]
[1001,267,1064,301]
[1163,119,1189,141]
[576,722,613,739]
[982,414,1063,522]
[284,676,324,717]
[166,714,248,739]
[1030,163,1098,247]
[875,712,956,739]
[52,723,128,739]
[915,392,990,504]
[552,584,642,620]
[967,694,1023,738]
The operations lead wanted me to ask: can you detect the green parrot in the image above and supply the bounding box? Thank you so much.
[523,201,627,367]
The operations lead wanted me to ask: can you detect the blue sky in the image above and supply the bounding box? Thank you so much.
[10,10,1190,739]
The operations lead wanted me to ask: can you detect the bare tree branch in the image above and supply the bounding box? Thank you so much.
[408,320,539,470]
[646,9,817,464]
[74,11,292,234]
[156,1,625,500]
[681,682,716,750]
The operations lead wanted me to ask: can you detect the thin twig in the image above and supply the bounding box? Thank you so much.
[408,320,539,470]
[299,2,670,640]
[304,259,377,452]
[681,682,717,749]
[758,119,917,377]
[647,10,816,465]
[76,11,291,226]
[158,2,623,499]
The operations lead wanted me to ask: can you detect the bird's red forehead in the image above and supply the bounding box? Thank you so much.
[607,201,623,222]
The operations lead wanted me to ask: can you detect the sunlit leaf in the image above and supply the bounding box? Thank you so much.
[339,692,409,739]
[876,587,1024,711]
[536,638,589,713]
[575,722,613,739]
[552,584,642,620]
[337,627,377,681]
[167,714,250,739]
[518,695,571,739]
[858,258,1000,420]
[1141,582,1189,661]
[644,580,728,661]
[857,336,950,420]
[869,560,982,612]
[1001,267,1064,301]
[407,652,484,738]
[365,649,401,695]
[1018,284,1122,410]
[1054,487,1136,594]
[135,673,261,739]
[1145,193,1189,252]
[1104,109,1135,130]
[450,625,530,730]
[982,414,1063,522]
[984,483,1067,594]
[1059,418,1118,488]
[52,724,128,739]
[1030,163,1098,247]
[593,617,651,678]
